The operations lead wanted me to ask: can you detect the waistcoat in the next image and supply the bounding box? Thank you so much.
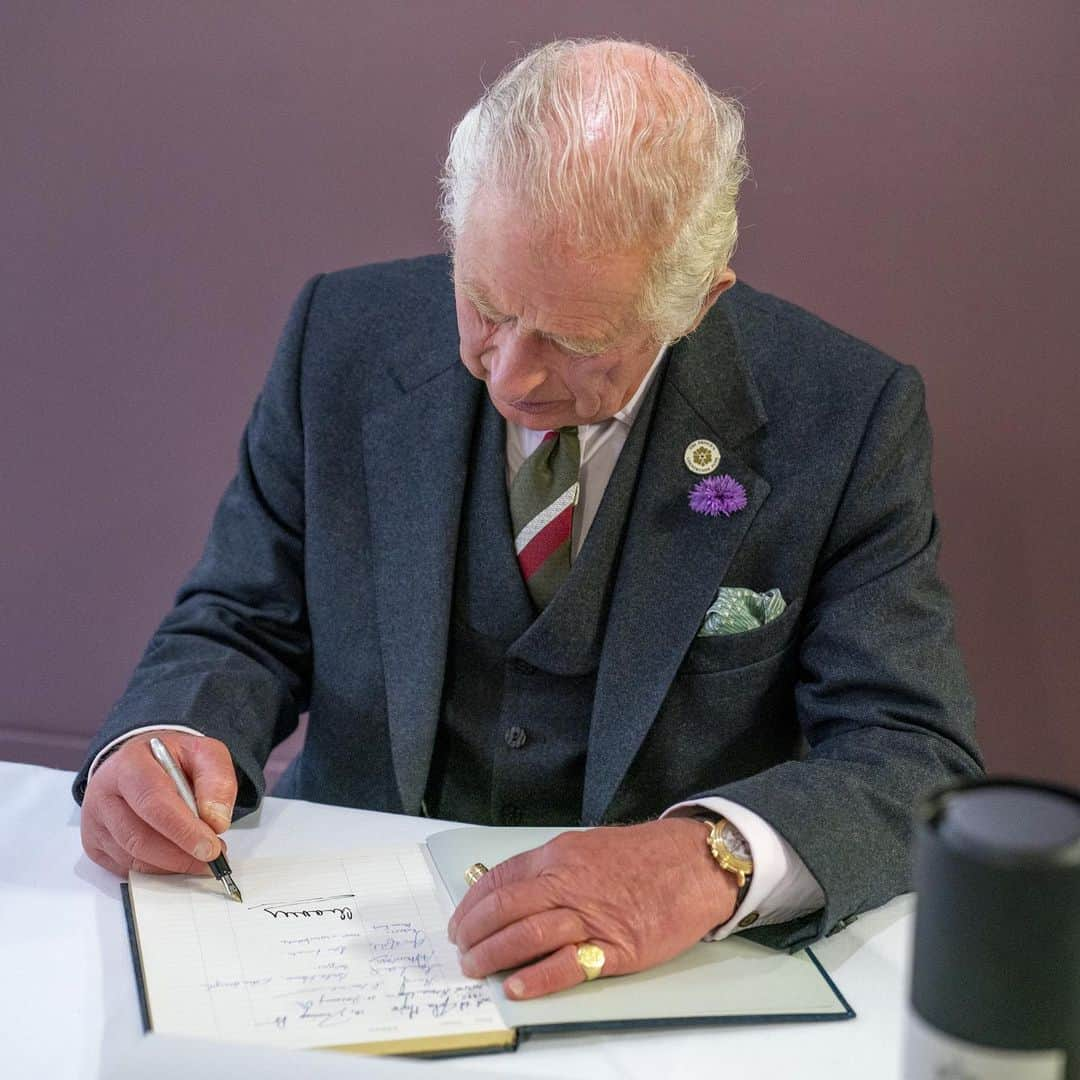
[423,372,665,826]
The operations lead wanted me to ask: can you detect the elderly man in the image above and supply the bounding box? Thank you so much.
[74,39,982,1000]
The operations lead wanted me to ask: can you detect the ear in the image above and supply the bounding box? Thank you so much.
[684,269,737,335]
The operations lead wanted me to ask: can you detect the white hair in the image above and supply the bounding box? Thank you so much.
[438,37,750,343]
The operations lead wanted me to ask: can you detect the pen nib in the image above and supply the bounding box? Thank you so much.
[222,875,243,903]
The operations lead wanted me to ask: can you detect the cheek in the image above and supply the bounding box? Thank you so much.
[563,356,624,400]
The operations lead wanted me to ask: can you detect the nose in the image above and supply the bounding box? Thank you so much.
[484,326,548,403]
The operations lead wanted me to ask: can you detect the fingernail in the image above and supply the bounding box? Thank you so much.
[205,801,232,828]
[195,840,215,861]
[505,978,524,999]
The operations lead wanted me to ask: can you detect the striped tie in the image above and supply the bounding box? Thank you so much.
[509,427,580,610]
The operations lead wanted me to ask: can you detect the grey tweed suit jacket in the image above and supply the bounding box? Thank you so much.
[72,254,983,951]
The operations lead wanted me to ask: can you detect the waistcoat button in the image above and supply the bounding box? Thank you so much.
[504,725,527,749]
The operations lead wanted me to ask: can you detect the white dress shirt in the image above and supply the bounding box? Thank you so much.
[91,342,825,939]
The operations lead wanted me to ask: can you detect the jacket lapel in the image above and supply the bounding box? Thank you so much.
[362,361,481,815]
[584,301,770,824]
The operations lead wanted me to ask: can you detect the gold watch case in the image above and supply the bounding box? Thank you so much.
[706,817,754,888]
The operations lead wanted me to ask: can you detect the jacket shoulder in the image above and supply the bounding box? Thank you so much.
[723,279,908,398]
[314,253,455,340]
[319,252,453,298]
[720,281,927,479]
[298,254,458,399]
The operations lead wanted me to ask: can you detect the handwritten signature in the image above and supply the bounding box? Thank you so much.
[265,905,354,921]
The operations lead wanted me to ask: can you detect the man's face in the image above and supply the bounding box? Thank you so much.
[453,192,663,430]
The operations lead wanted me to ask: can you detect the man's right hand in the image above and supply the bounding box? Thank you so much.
[81,731,238,878]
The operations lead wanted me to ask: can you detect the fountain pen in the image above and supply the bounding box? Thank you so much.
[149,736,243,902]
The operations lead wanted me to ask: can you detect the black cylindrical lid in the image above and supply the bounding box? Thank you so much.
[921,776,1080,865]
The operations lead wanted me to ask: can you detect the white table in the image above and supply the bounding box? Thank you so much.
[1,761,917,1079]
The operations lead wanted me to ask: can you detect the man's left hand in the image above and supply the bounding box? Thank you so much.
[447,817,739,999]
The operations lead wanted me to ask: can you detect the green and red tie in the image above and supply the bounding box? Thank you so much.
[509,427,581,610]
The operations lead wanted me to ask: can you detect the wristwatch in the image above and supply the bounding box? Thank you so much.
[705,817,754,906]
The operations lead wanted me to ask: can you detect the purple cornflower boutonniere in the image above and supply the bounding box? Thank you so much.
[689,474,748,517]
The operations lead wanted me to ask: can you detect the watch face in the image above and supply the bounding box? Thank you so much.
[721,822,751,860]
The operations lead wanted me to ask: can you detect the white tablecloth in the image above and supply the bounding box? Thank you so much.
[0,761,916,1079]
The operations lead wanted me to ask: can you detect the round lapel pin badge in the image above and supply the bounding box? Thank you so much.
[684,439,721,475]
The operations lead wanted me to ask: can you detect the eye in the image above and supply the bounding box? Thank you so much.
[556,341,602,360]
[472,301,511,327]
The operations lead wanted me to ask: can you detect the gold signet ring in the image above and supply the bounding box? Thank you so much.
[464,862,489,887]
[575,942,606,981]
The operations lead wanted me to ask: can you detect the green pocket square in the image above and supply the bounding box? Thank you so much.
[697,587,786,637]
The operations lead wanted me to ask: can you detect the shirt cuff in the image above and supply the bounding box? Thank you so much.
[87,725,205,780]
[662,796,826,941]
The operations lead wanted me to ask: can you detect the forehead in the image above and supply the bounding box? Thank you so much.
[455,194,649,338]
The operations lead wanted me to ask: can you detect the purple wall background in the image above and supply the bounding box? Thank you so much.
[3,2,1077,789]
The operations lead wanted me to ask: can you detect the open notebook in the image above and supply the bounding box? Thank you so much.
[122,825,853,1057]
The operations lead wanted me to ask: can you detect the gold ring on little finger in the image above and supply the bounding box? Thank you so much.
[464,862,489,887]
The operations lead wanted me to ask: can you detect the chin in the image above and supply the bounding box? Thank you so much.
[513,412,565,430]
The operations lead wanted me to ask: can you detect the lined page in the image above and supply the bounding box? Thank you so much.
[128,847,510,1052]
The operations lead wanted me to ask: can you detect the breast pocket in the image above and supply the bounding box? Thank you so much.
[680,595,804,674]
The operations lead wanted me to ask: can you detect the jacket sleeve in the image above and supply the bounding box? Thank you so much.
[705,363,984,951]
[71,273,325,816]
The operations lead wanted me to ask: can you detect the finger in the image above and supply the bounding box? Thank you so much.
[100,792,217,874]
[503,941,617,1001]
[460,908,585,978]
[131,852,214,875]
[448,847,542,942]
[93,829,131,872]
[100,827,186,877]
[115,755,223,862]
[85,841,126,879]
[86,783,225,863]
[180,737,238,834]
[454,877,562,952]
[102,821,214,877]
